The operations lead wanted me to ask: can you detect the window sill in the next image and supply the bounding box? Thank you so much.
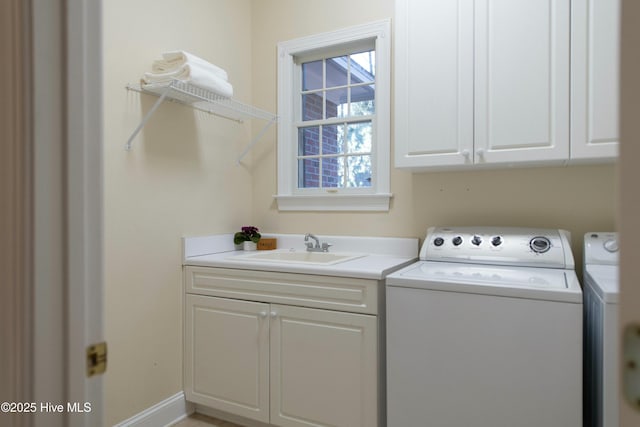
[274,193,392,212]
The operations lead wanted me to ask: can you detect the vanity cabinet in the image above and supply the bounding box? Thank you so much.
[184,266,380,427]
[395,0,570,170]
[570,0,620,162]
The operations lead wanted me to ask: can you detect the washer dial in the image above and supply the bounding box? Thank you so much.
[603,239,619,253]
[529,236,551,253]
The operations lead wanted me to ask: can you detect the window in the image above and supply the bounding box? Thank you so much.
[276,20,391,211]
[299,52,375,189]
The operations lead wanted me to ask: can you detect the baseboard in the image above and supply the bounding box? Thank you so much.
[114,391,195,427]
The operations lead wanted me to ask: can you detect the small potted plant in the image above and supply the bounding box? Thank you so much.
[234,226,261,251]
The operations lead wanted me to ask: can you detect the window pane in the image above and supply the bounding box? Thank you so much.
[302,60,322,91]
[325,87,348,119]
[347,155,372,188]
[350,85,375,116]
[322,157,344,188]
[298,157,320,188]
[350,51,375,84]
[347,122,372,153]
[326,56,348,88]
[322,124,343,155]
[298,126,319,156]
[302,93,323,121]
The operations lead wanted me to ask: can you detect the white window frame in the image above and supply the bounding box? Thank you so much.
[275,20,392,211]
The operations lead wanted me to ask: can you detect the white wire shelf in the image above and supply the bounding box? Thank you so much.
[125,80,277,163]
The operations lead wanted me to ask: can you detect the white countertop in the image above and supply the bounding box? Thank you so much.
[183,233,419,280]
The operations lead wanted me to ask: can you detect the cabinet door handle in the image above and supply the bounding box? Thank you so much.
[259,311,268,318]
[476,148,485,157]
[270,311,278,318]
[461,149,470,158]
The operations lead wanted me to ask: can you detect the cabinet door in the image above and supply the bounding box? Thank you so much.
[474,0,570,165]
[184,295,270,423]
[394,0,474,169]
[570,0,620,162]
[269,304,377,427]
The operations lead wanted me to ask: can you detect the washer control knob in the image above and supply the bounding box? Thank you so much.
[471,235,482,246]
[491,236,503,247]
[452,236,463,246]
[603,239,619,253]
[434,237,445,247]
[530,236,551,253]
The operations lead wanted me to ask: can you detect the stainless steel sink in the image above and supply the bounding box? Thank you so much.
[231,249,366,265]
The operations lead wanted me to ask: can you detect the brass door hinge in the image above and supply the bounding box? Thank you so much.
[86,342,107,377]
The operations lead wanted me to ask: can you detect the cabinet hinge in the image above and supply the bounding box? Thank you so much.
[86,342,107,377]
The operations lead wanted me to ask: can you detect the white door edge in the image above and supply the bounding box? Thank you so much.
[65,0,105,425]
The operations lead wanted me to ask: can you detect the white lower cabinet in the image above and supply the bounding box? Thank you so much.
[270,304,376,427]
[184,266,380,427]
[185,294,270,422]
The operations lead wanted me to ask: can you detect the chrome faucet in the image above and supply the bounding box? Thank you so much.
[304,233,332,252]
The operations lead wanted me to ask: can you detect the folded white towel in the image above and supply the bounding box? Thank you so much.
[142,62,234,98]
[151,51,228,82]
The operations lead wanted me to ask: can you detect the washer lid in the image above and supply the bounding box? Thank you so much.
[585,264,619,303]
[386,261,582,303]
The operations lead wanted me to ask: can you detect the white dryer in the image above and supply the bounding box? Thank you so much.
[583,232,619,427]
[386,226,583,427]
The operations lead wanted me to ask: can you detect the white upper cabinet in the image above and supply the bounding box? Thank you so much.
[570,0,620,162]
[396,0,617,170]
[394,0,474,168]
[474,0,569,166]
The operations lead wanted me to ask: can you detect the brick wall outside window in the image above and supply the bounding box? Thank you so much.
[301,95,340,188]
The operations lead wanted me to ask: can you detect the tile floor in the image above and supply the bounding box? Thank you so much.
[171,413,245,427]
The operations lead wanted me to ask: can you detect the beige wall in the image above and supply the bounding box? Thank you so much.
[103,0,253,424]
[250,0,617,270]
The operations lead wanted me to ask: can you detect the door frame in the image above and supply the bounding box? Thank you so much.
[0,2,33,426]
[1,0,105,426]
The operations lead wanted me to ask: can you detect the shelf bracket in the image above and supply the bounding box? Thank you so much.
[125,83,174,150]
[236,116,278,165]
[125,81,277,157]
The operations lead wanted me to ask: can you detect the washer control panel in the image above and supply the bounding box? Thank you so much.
[584,232,619,266]
[421,226,574,269]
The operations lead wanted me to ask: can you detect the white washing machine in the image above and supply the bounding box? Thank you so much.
[583,232,619,427]
[386,226,583,427]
